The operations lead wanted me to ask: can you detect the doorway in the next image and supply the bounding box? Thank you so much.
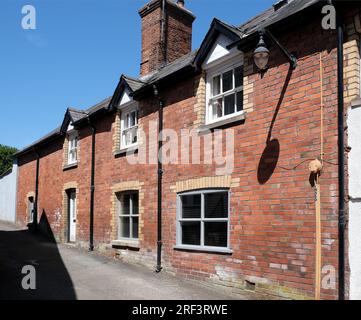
[27,196,34,223]
[67,189,77,242]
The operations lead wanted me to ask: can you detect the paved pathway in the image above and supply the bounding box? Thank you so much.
[0,221,262,300]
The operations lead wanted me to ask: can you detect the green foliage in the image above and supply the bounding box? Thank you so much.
[0,144,18,176]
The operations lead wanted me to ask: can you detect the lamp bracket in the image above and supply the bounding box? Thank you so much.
[259,29,297,69]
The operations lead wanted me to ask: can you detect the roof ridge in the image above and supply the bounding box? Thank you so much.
[68,107,86,114]
[214,18,243,33]
[123,74,146,83]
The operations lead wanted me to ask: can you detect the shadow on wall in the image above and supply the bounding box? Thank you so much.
[257,67,294,184]
[38,210,55,240]
[0,214,76,300]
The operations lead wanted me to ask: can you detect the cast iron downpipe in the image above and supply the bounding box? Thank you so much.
[160,0,168,66]
[32,147,40,232]
[336,12,345,301]
[88,116,96,252]
[154,84,164,273]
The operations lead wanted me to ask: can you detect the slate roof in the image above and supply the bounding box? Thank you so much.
[15,0,322,157]
[15,98,112,156]
[238,0,320,36]
[68,108,87,123]
[84,97,112,116]
[122,75,145,92]
[139,50,198,84]
[216,19,244,38]
[14,127,62,156]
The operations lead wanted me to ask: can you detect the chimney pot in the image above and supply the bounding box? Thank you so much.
[177,0,185,8]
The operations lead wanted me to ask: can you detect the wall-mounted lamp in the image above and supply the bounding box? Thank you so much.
[253,34,270,70]
[253,29,297,71]
[227,28,298,72]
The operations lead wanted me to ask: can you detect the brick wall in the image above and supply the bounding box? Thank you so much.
[15,6,361,300]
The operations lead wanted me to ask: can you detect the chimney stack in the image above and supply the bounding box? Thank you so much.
[138,0,195,76]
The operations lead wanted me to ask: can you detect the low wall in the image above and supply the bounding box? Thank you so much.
[0,162,17,223]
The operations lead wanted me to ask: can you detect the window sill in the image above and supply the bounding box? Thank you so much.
[198,112,246,133]
[63,162,78,171]
[114,145,138,157]
[174,245,233,255]
[112,239,140,249]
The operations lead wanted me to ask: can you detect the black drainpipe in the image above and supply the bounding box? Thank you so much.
[154,84,163,273]
[336,11,345,301]
[160,0,168,66]
[33,147,40,232]
[88,116,96,252]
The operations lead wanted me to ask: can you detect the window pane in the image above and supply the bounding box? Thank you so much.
[205,192,228,218]
[122,194,131,216]
[224,94,235,116]
[181,221,201,245]
[237,91,243,112]
[132,193,139,216]
[235,66,243,88]
[132,127,138,144]
[132,217,139,239]
[204,222,228,247]
[212,98,223,120]
[212,75,221,96]
[222,70,233,92]
[181,194,201,218]
[129,111,136,127]
[123,127,137,146]
[119,217,130,238]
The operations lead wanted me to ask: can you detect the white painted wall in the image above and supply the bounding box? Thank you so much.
[0,162,17,223]
[348,103,361,300]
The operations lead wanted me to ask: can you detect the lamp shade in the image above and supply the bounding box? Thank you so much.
[253,35,270,70]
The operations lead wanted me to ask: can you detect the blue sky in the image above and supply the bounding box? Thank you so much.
[0,0,275,149]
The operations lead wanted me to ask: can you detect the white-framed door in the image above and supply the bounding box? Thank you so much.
[68,190,77,242]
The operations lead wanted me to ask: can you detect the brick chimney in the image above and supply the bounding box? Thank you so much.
[138,0,195,76]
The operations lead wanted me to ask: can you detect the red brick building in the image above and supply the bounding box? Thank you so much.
[14,0,361,300]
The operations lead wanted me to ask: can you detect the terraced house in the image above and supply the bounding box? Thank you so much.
[14,0,361,300]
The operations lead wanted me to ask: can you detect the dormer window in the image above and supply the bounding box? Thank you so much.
[207,64,244,124]
[67,132,78,165]
[121,105,138,149]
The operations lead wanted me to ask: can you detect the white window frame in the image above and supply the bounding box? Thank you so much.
[175,189,232,254]
[67,131,78,165]
[205,57,244,125]
[120,103,138,150]
[117,191,139,240]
